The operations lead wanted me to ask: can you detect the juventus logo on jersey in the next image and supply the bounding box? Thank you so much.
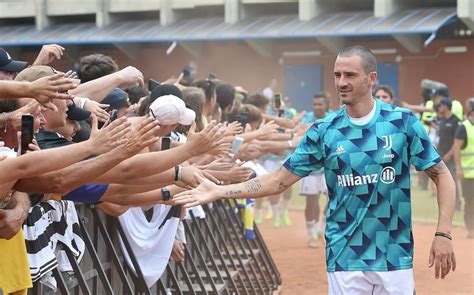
[382,135,392,150]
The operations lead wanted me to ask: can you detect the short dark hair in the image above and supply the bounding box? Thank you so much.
[215,83,235,111]
[125,86,148,105]
[245,93,269,109]
[313,92,327,101]
[373,85,394,99]
[77,54,118,83]
[337,45,377,74]
[192,79,216,102]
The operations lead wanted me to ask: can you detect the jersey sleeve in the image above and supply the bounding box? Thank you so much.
[283,123,324,177]
[455,124,467,141]
[406,113,442,171]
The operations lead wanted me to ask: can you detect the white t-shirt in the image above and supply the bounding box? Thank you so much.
[119,204,180,288]
[348,100,377,126]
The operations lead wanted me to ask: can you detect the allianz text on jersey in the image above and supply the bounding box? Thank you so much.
[337,166,396,187]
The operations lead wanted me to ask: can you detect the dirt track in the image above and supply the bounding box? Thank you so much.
[259,210,474,294]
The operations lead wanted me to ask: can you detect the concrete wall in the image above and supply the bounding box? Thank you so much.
[0,0,35,18]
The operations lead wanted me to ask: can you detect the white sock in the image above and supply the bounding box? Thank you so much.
[306,220,316,240]
[272,205,280,221]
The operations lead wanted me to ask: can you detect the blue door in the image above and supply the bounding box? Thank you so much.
[377,62,399,100]
[284,64,323,112]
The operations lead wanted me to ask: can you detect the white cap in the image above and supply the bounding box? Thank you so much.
[148,94,196,126]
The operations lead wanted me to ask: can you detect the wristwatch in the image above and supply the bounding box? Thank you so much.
[161,187,171,201]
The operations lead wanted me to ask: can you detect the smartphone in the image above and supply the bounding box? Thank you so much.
[229,136,244,157]
[161,137,171,151]
[273,93,282,109]
[109,109,118,122]
[148,79,161,92]
[20,115,34,155]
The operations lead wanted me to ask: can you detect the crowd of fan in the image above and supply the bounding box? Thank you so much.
[0,44,311,293]
[1,44,472,294]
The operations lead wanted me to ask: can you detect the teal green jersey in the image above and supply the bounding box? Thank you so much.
[283,99,441,272]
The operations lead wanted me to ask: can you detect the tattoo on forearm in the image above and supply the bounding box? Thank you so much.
[425,161,448,181]
[245,179,262,194]
[278,181,290,192]
[224,190,242,197]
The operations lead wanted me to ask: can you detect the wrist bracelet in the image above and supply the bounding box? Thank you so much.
[79,97,90,109]
[435,231,452,240]
[174,166,180,181]
[177,166,183,181]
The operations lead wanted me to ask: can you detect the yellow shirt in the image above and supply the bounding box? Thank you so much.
[0,229,32,293]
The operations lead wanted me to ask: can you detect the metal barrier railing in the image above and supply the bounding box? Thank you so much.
[29,199,281,295]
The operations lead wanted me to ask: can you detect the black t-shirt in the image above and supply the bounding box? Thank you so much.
[437,114,460,156]
[455,122,470,149]
[36,129,73,150]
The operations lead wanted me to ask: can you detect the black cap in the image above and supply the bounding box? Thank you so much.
[67,103,91,121]
[102,88,130,110]
[0,48,28,73]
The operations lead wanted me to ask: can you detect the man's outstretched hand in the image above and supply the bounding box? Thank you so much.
[174,173,220,208]
[429,236,456,279]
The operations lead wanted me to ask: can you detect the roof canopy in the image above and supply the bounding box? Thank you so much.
[0,8,456,46]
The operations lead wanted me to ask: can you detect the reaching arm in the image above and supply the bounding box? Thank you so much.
[97,122,223,182]
[0,140,95,183]
[425,161,456,233]
[101,185,185,206]
[262,114,295,128]
[13,117,159,193]
[70,66,144,102]
[174,167,301,207]
[425,161,457,279]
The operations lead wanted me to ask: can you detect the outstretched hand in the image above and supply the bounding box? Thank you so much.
[186,121,225,157]
[116,117,160,156]
[428,236,456,279]
[26,73,78,111]
[174,173,220,208]
[33,44,65,66]
[88,115,131,155]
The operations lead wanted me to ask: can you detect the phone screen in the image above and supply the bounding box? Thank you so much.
[110,109,118,122]
[148,79,161,92]
[230,136,244,156]
[21,115,34,155]
[274,93,282,109]
[161,137,171,151]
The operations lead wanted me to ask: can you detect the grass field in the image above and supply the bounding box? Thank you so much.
[287,178,465,226]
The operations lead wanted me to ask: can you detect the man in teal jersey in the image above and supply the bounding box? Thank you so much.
[175,46,456,294]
